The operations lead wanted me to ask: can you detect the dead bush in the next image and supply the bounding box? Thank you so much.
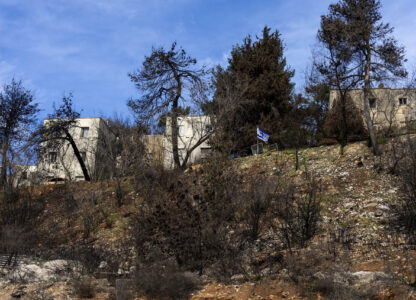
[0,187,43,256]
[134,261,200,300]
[114,177,125,207]
[387,135,416,243]
[114,279,134,300]
[76,190,105,239]
[132,155,322,285]
[275,172,322,250]
[323,96,367,144]
[73,277,96,298]
[0,187,44,227]
[0,225,33,258]
[133,154,245,282]
[240,178,276,241]
[80,208,98,239]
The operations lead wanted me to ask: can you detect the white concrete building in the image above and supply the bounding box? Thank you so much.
[329,88,416,130]
[37,117,114,182]
[162,115,212,169]
[12,164,38,187]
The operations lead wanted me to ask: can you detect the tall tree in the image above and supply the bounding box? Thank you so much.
[313,10,362,154]
[156,106,190,134]
[317,0,407,155]
[304,82,330,145]
[128,42,208,169]
[37,94,91,181]
[212,26,294,151]
[0,79,39,187]
[280,94,314,170]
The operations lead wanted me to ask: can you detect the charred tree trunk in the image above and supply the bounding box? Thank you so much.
[1,136,9,188]
[65,130,91,181]
[171,100,180,169]
[363,49,380,156]
[340,93,348,155]
[295,147,299,170]
[172,73,182,169]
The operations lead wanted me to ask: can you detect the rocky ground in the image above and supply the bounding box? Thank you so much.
[1,141,416,299]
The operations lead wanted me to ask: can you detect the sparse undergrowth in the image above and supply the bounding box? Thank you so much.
[1,140,416,299]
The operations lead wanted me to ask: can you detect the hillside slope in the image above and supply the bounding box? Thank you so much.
[1,141,416,299]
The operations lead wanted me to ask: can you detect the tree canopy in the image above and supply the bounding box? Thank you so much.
[315,0,407,154]
[212,26,295,151]
[128,42,209,169]
[0,79,39,187]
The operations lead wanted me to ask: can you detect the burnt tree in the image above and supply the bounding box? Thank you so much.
[37,94,90,181]
[128,42,207,169]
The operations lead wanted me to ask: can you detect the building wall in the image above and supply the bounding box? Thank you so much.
[329,88,416,129]
[12,164,38,187]
[37,117,114,182]
[163,116,212,169]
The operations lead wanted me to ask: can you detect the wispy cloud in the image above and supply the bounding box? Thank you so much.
[0,0,415,118]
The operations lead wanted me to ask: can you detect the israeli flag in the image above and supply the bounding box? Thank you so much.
[256,126,270,144]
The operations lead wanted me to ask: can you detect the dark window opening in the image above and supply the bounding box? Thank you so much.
[369,98,377,109]
[399,98,408,106]
[49,152,57,163]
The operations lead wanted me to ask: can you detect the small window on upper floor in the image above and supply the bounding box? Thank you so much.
[369,98,377,109]
[204,124,213,135]
[178,148,186,160]
[80,127,89,138]
[177,125,184,137]
[399,98,408,106]
[49,152,57,163]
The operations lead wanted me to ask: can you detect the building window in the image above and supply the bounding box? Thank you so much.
[399,98,408,106]
[80,151,87,161]
[177,125,184,137]
[178,148,186,160]
[200,147,211,158]
[49,152,57,163]
[21,171,27,180]
[369,98,377,109]
[204,124,213,135]
[80,127,89,138]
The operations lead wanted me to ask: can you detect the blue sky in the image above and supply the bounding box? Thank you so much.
[1,0,416,119]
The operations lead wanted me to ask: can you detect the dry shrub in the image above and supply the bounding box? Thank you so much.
[0,187,44,227]
[275,172,322,250]
[132,155,322,286]
[75,190,106,239]
[114,279,134,300]
[0,187,43,256]
[0,225,33,257]
[133,154,245,282]
[387,135,416,243]
[74,277,96,298]
[241,178,275,241]
[323,96,367,141]
[134,261,200,300]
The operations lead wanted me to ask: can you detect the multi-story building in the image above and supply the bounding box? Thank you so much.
[37,117,114,182]
[12,164,38,187]
[329,88,416,129]
[162,115,212,169]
